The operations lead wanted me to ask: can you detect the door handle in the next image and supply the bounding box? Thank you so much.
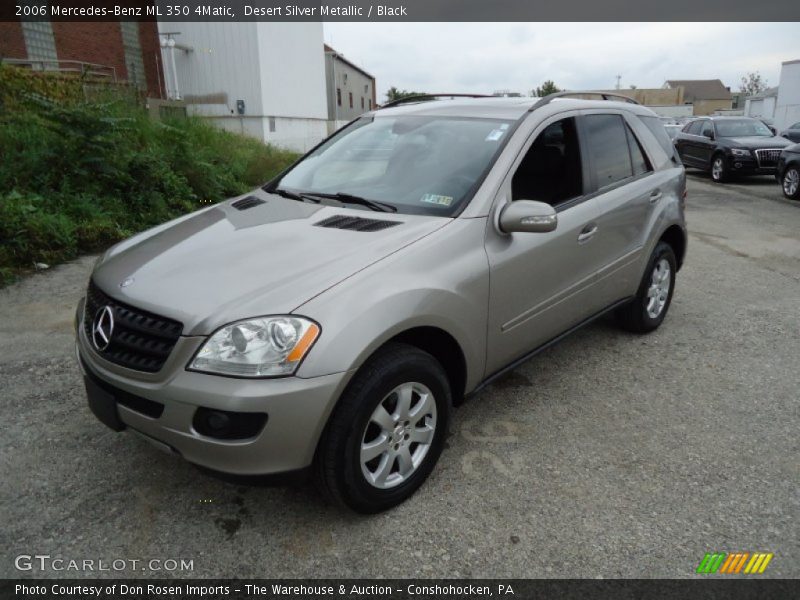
[577,224,598,244]
[649,190,663,203]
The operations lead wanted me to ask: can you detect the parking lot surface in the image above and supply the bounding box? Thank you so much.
[1,174,798,578]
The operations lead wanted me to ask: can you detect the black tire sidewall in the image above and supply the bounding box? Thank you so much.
[637,242,677,329]
[330,348,451,512]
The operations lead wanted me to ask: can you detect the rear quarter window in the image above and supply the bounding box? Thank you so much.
[638,115,677,157]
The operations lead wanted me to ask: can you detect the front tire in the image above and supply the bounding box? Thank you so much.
[314,343,451,513]
[615,241,677,333]
[782,166,800,200]
[710,153,729,183]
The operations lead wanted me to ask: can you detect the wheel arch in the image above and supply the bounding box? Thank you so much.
[659,224,687,271]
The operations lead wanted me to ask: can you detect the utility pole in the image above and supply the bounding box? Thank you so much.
[615,75,621,90]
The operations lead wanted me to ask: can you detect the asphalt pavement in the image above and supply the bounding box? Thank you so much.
[1,173,798,578]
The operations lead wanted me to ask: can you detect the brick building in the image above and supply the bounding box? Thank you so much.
[0,20,164,97]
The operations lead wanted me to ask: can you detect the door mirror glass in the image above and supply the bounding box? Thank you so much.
[499,200,558,234]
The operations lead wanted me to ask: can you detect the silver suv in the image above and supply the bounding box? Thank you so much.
[76,93,687,513]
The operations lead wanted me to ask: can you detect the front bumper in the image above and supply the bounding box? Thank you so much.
[75,298,349,475]
[724,154,777,175]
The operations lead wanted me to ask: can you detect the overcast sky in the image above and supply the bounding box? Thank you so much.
[323,23,798,100]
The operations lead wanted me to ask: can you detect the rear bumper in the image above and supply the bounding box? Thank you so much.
[76,299,350,475]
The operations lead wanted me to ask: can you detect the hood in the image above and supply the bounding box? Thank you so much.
[93,189,449,335]
[722,136,793,149]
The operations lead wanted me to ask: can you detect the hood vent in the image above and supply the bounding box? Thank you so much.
[314,215,401,232]
[232,196,266,210]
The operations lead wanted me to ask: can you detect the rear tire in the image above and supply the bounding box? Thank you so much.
[314,343,451,513]
[782,166,800,200]
[615,242,677,333]
[710,153,729,183]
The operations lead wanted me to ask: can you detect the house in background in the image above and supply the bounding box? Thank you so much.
[324,44,376,131]
[0,20,163,97]
[663,79,733,115]
[158,22,328,152]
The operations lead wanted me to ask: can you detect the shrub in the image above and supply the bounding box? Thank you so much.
[0,65,299,286]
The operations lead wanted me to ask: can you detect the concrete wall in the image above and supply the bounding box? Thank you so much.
[775,59,800,131]
[646,105,693,118]
[159,22,328,152]
[693,99,733,116]
[595,88,684,105]
[744,96,777,119]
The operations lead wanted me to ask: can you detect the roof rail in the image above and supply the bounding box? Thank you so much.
[380,93,493,109]
[529,91,640,111]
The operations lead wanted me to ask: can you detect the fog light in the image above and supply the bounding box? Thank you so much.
[193,407,268,440]
[205,411,231,433]
[734,162,742,168]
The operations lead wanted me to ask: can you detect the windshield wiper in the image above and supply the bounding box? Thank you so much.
[270,187,321,204]
[302,192,397,213]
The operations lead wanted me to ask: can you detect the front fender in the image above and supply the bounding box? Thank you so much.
[293,218,490,393]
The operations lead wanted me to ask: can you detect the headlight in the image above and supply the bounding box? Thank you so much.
[730,148,751,157]
[189,316,320,377]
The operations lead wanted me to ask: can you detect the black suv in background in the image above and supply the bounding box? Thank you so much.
[674,116,793,182]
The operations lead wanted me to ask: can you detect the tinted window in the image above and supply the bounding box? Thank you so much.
[715,119,773,137]
[584,114,633,188]
[626,127,650,175]
[688,121,704,135]
[638,115,674,157]
[512,117,583,207]
[701,122,714,138]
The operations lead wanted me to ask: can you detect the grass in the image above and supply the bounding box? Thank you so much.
[0,67,299,286]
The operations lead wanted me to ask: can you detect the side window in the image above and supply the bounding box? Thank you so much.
[584,114,633,188]
[638,115,676,157]
[688,121,703,135]
[791,122,800,129]
[626,126,651,176]
[511,117,583,207]
[701,121,714,138]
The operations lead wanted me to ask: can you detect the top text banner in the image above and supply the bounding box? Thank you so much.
[4,0,800,22]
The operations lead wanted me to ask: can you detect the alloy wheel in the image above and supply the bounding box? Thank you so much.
[646,258,671,319]
[360,382,437,489]
[711,157,724,181]
[784,168,799,198]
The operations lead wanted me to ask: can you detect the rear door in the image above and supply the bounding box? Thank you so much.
[578,111,668,305]
[676,120,705,166]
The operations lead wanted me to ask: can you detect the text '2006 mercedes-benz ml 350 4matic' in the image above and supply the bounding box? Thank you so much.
[77,92,687,513]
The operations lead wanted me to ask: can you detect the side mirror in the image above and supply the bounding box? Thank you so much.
[704,130,715,140]
[499,200,557,234]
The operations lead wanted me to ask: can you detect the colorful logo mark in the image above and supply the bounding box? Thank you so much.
[696,552,773,574]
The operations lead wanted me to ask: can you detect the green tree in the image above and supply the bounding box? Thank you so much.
[385,87,424,103]
[739,72,767,96]
[533,80,561,97]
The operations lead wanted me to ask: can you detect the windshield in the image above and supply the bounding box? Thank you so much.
[715,119,773,138]
[272,115,514,216]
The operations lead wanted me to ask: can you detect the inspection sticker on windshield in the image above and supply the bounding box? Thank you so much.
[485,129,505,141]
[420,193,453,206]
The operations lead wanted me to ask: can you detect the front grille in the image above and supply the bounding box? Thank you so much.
[314,215,401,232]
[83,280,183,372]
[755,149,781,168]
